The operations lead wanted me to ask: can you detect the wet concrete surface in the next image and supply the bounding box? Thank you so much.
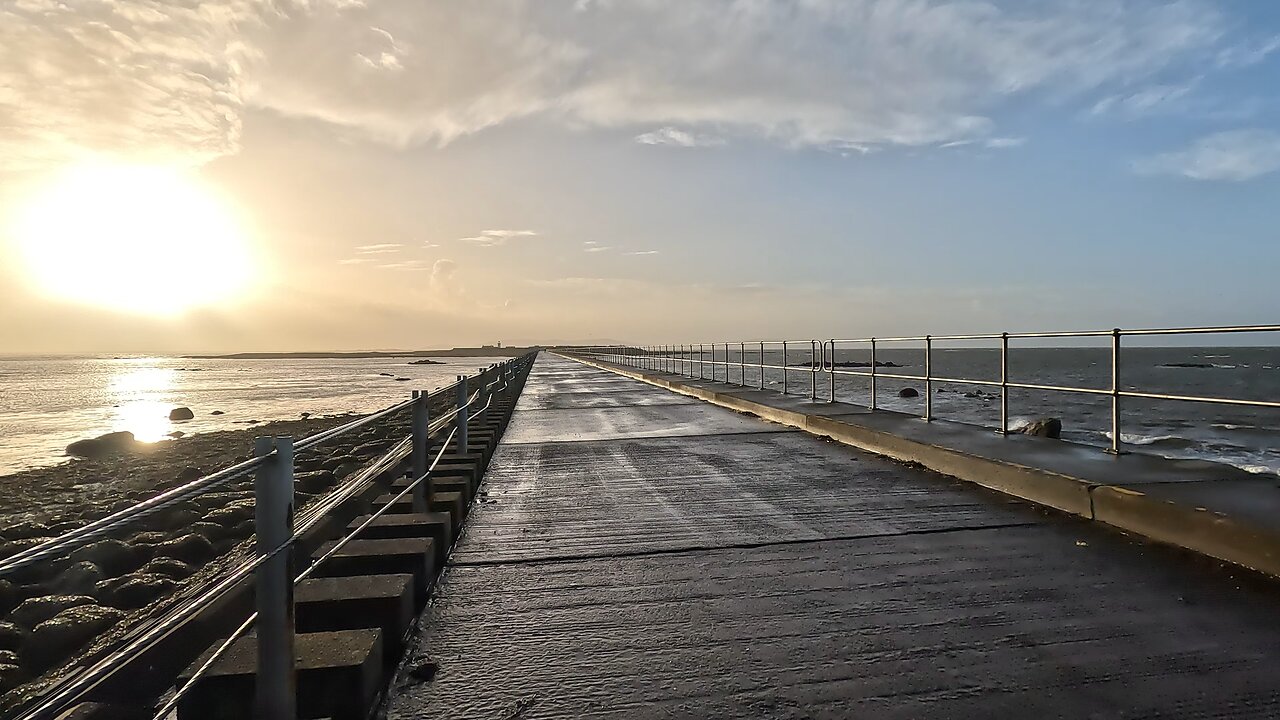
[385,354,1280,719]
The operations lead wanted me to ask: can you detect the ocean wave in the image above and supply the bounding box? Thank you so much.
[1102,431,1198,449]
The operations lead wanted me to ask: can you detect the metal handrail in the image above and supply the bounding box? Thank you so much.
[566,326,1277,455]
[8,355,534,720]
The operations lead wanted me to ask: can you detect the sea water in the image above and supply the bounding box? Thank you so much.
[0,355,508,474]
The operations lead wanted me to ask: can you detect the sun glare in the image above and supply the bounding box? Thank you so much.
[12,162,255,316]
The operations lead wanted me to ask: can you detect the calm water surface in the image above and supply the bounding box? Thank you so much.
[0,355,508,475]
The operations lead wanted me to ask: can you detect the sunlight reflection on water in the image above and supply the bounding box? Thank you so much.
[108,364,177,443]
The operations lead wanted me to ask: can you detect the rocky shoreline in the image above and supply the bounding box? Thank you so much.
[0,410,425,704]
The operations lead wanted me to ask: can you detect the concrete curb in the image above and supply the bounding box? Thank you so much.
[560,353,1280,579]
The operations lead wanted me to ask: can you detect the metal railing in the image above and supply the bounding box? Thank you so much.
[567,325,1279,455]
[3,354,534,720]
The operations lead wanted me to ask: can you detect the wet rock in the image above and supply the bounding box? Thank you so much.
[191,491,254,511]
[52,701,153,719]
[296,470,336,494]
[296,457,326,472]
[1017,417,1062,439]
[66,431,137,459]
[188,521,232,543]
[232,519,255,539]
[0,579,15,615]
[139,557,194,580]
[155,508,201,531]
[49,520,84,535]
[152,534,215,564]
[1,520,50,542]
[300,412,312,419]
[898,387,919,398]
[334,462,363,480]
[167,431,185,439]
[128,531,169,546]
[353,441,391,457]
[322,454,356,472]
[174,466,204,484]
[0,649,18,666]
[0,537,50,562]
[0,622,27,651]
[100,573,177,610]
[210,410,225,415]
[28,605,125,669]
[9,595,96,628]
[378,372,394,377]
[70,539,142,576]
[0,662,23,693]
[206,500,255,527]
[168,407,195,421]
[52,562,106,595]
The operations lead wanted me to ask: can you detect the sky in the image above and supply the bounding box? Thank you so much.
[1,0,1278,353]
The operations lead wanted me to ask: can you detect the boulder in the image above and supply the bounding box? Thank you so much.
[66,431,137,459]
[205,500,255,527]
[898,388,919,398]
[0,649,18,666]
[27,605,125,669]
[168,407,195,421]
[334,462,363,480]
[100,573,177,610]
[0,622,26,651]
[128,531,169,546]
[295,470,336,494]
[69,539,142,576]
[0,662,23,693]
[138,557,194,580]
[1017,418,1062,439]
[151,534,215,564]
[188,521,232,544]
[52,562,105,595]
[0,579,15,615]
[210,410,225,416]
[353,441,391,457]
[9,595,96,628]
[322,454,356,472]
[1,520,50,542]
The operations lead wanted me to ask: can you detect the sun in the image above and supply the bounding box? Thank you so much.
[11,162,255,316]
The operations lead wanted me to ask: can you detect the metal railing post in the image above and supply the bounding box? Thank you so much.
[411,390,429,512]
[740,342,745,386]
[924,336,933,421]
[759,342,765,390]
[699,344,704,379]
[828,339,835,402]
[782,341,788,395]
[1000,333,1009,435]
[455,375,468,450]
[870,339,878,411]
[810,340,817,401]
[253,436,296,720]
[1110,328,1122,454]
[478,368,490,425]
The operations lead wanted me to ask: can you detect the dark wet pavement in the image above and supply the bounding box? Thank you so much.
[385,354,1280,719]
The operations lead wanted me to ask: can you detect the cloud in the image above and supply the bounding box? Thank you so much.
[1133,130,1280,181]
[2,1,1258,171]
[338,257,373,265]
[626,250,660,256]
[0,0,269,171]
[377,260,429,270]
[1090,80,1200,119]
[635,127,724,147]
[461,229,539,247]
[244,0,1234,153]
[355,243,403,253]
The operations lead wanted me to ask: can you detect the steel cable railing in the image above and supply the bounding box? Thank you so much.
[5,355,534,720]
[567,325,1279,455]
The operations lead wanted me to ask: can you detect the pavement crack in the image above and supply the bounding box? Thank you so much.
[447,521,1040,568]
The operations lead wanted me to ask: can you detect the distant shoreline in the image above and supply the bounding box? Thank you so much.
[182,346,538,360]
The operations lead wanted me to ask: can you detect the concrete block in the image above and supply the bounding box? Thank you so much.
[311,538,435,603]
[429,491,467,534]
[177,629,382,720]
[296,574,414,664]
[1093,485,1280,578]
[348,513,452,566]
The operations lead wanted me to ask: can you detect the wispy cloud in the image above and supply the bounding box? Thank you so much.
[339,257,373,265]
[461,230,539,247]
[635,127,724,148]
[243,1,1234,155]
[378,260,430,270]
[626,250,660,256]
[582,241,612,253]
[355,243,403,254]
[1133,129,1280,181]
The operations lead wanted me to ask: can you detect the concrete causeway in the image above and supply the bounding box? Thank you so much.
[385,353,1280,719]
